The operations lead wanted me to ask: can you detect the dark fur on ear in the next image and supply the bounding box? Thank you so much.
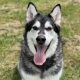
[26,2,38,22]
[48,4,61,26]
[27,2,38,12]
[50,4,61,14]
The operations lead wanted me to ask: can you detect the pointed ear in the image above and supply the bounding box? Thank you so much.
[26,2,38,22]
[50,4,61,26]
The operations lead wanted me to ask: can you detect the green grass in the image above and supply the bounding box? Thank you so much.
[0,0,80,80]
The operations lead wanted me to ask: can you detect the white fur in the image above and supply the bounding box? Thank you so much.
[33,21,40,28]
[21,3,62,80]
[27,20,58,57]
[50,6,61,26]
[27,21,40,55]
[46,37,58,58]
[44,21,58,58]
[20,66,63,80]
[27,31,36,54]
[45,21,52,28]
[26,4,37,22]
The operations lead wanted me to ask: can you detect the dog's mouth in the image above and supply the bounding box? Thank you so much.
[33,41,51,66]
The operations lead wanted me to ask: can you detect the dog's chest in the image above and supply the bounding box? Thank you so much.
[20,67,62,80]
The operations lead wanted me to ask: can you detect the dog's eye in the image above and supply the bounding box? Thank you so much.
[45,27,52,31]
[32,26,39,30]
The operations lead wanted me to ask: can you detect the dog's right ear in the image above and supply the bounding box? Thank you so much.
[49,4,61,26]
[26,2,38,23]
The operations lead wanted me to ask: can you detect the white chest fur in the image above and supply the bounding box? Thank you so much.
[20,67,63,80]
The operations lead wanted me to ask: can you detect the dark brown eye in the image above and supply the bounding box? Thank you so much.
[45,27,52,31]
[33,26,39,30]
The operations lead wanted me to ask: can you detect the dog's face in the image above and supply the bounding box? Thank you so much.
[25,2,61,65]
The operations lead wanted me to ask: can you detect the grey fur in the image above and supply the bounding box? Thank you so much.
[18,2,63,80]
[18,37,63,79]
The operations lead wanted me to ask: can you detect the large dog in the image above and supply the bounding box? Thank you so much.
[18,2,63,80]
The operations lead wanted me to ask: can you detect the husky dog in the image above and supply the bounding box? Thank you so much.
[18,2,63,80]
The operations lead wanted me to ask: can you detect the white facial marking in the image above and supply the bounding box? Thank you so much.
[27,32,36,54]
[27,31,39,54]
[46,35,58,58]
[33,21,40,28]
[27,21,41,54]
[45,21,52,28]
[27,20,58,58]
[44,22,58,58]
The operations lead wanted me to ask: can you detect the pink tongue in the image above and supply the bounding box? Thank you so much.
[34,46,46,65]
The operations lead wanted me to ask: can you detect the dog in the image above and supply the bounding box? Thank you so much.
[18,2,63,80]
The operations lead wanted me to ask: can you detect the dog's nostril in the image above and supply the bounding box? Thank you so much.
[36,36,46,44]
[42,38,46,43]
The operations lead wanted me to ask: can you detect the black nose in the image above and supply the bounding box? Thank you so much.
[36,36,46,44]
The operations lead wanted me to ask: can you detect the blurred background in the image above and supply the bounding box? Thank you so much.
[0,0,80,80]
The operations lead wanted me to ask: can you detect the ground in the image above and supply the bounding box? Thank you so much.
[0,0,80,80]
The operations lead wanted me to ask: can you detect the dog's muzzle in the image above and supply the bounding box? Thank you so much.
[36,35,46,45]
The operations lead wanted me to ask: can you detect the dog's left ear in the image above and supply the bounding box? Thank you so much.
[26,2,38,22]
[50,4,61,26]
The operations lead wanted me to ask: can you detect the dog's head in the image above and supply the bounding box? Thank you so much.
[24,2,61,65]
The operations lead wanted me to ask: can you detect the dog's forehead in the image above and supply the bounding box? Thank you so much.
[33,21,40,27]
[45,21,52,28]
[34,15,52,27]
